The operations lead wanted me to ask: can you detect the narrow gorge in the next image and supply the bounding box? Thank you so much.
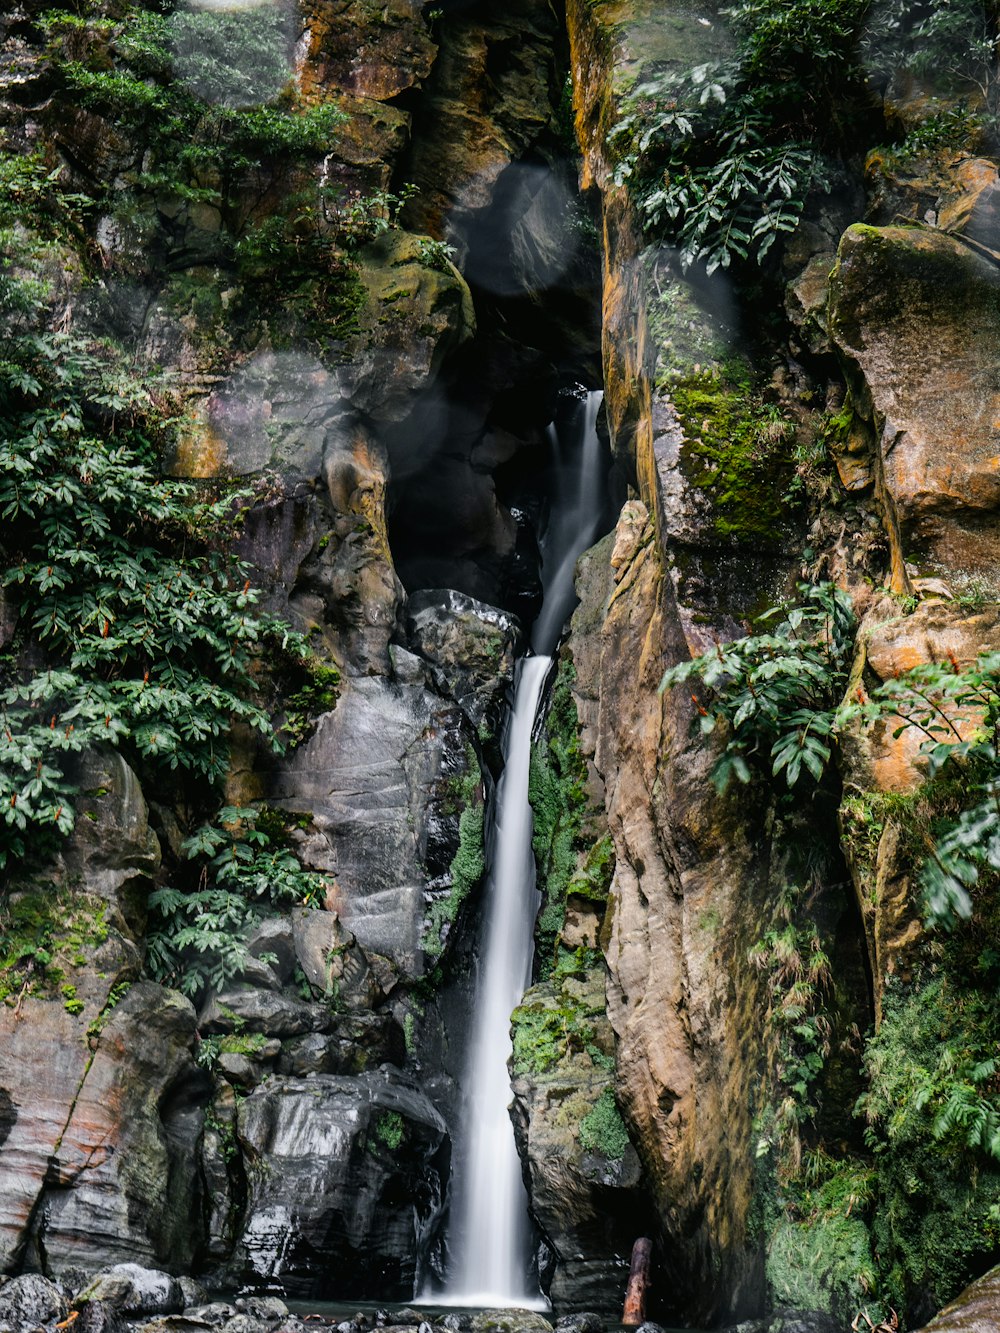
[2,3,1000,1333]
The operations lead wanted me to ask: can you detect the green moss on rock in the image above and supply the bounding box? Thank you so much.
[672,368,796,545]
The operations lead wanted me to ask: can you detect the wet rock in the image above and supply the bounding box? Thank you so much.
[60,749,160,938]
[234,1297,289,1321]
[217,1053,258,1088]
[298,0,436,104]
[912,1261,1000,1331]
[269,671,478,978]
[511,969,644,1314]
[199,988,330,1038]
[72,1300,128,1333]
[468,1314,553,1333]
[830,224,1000,582]
[405,2,563,238]
[177,1280,208,1310]
[78,1263,183,1315]
[0,1274,68,1329]
[231,1071,449,1299]
[553,1314,604,1333]
[182,1306,237,1325]
[277,1014,404,1076]
[406,589,521,729]
[0,982,207,1277]
[345,231,476,426]
[247,920,297,985]
[290,907,382,1011]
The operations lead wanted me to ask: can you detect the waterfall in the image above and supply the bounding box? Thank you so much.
[443,390,606,1306]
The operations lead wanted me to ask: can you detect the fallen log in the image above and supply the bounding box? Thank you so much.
[622,1236,653,1327]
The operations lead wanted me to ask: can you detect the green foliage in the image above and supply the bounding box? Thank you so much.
[578,1085,630,1160]
[882,102,986,164]
[511,997,597,1076]
[282,660,342,747]
[529,659,607,973]
[858,975,1000,1313]
[146,805,329,998]
[423,753,485,959]
[370,1109,405,1153]
[607,0,871,270]
[863,0,1000,99]
[0,316,307,867]
[416,236,458,273]
[0,889,109,1007]
[659,581,856,793]
[749,887,833,1126]
[840,649,1000,927]
[766,1151,879,1321]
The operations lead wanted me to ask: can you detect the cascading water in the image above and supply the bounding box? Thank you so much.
[444,389,607,1306]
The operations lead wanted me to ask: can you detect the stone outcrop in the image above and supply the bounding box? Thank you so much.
[510,972,647,1313]
[0,982,207,1277]
[913,1264,1000,1333]
[267,657,479,978]
[230,1071,449,1298]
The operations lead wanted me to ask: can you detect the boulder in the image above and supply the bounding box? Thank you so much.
[198,988,330,1038]
[276,1015,404,1076]
[469,1315,553,1333]
[59,749,160,938]
[406,589,521,730]
[76,1264,183,1316]
[268,670,479,979]
[510,972,645,1314]
[912,1263,1000,1331]
[0,1274,68,1329]
[553,1313,605,1333]
[18,985,209,1277]
[230,1071,450,1299]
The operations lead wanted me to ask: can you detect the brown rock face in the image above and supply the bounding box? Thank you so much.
[838,599,1000,1008]
[566,501,769,1323]
[914,1263,1000,1333]
[299,0,436,104]
[0,982,207,1276]
[829,225,1000,583]
[403,1,562,240]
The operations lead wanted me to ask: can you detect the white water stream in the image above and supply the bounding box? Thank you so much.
[443,390,606,1306]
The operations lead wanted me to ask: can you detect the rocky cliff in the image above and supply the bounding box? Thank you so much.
[3,0,1000,1329]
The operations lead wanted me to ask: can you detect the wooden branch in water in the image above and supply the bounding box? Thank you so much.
[622,1236,653,1327]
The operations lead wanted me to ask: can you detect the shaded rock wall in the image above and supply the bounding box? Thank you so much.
[0,0,602,1299]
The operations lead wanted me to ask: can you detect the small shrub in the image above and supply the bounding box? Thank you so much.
[578,1086,630,1160]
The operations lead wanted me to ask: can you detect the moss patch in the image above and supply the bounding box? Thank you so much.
[0,890,110,1007]
[423,750,485,959]
[672,367,796,545]
[530,659,613,975]
[578,1085,630,1160]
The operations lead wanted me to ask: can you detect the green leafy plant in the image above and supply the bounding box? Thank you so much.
[370,1109,405,1152]
[146,805,329,997]
[0,319,308,866]
[416,236,457,272]
[578,1086,630,1160]
[659,582,856,792]
[607,0,871,270]
[840,651,1000,927]
[749,887,833,1125]
[858,974,1000,1312]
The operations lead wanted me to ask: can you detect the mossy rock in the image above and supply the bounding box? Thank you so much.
[672,369,796,546]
